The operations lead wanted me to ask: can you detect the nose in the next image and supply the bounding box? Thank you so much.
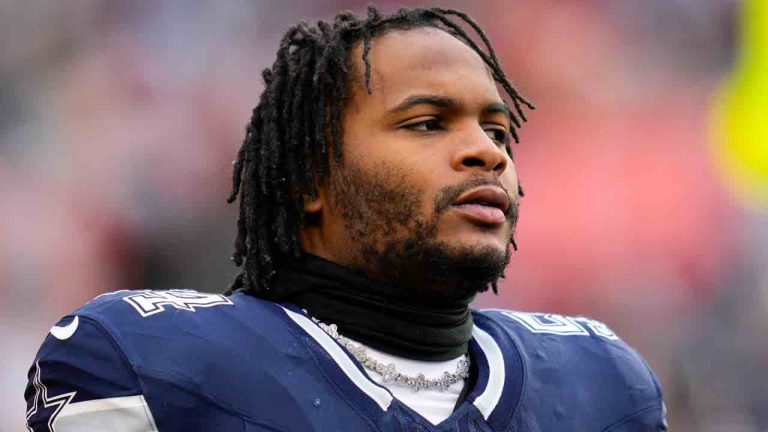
[450,126,509,175]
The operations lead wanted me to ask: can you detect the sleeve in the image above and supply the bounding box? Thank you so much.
[603,357,669,432]
[25,314,159,432]
[485,310,668,431]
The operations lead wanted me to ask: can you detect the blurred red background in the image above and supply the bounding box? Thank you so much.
[2,1,765,430]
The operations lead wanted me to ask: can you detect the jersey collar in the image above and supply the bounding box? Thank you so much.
[279,305,524,431]
[465,311,525,431]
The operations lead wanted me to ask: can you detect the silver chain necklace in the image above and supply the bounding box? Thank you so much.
[312,318,470,392]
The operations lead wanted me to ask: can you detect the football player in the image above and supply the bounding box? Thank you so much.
[26,6,667,431]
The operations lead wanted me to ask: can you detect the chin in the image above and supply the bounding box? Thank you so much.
[438,212,513,254]
[368,232,511,300]
[436,240,510,279]
[444,233,510,258]
[450,241,509,266]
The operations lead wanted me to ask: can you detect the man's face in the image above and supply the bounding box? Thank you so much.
[304,27,520,298]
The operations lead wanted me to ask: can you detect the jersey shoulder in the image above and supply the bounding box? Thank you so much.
[477,308,658,390]
[27,290,309,431]
[70,289,290,367]
[475,309,667,431]
[33,288,282,377]
[74,288,237,321]
[71,288,283,341]
[478,308,623,343]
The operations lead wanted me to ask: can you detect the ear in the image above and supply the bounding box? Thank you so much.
[302,187,325,214]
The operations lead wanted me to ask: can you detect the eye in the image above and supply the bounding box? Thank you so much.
[484,127,510,145]
[401,118,445,132]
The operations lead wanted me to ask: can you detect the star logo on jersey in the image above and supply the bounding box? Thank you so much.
[26,361,76,432]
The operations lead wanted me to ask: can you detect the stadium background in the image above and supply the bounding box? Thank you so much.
[1,1,765,430]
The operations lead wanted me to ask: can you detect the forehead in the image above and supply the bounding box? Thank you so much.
[349,27,501,107]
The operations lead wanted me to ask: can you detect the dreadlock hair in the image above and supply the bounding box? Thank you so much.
[226,5,534,296]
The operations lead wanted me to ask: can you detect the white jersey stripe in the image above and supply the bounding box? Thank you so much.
[282,307,394,411]
[54,395,157,432]
[471,326,505,420]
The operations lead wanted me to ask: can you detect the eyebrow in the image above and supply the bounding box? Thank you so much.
[484,102,510,118]
[389,95,456,113]
[389,94,511,123]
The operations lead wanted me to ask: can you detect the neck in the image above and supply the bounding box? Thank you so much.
[266,254,475,361]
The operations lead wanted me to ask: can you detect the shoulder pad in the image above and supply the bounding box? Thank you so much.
[481,309,620,341]
[26,314,156,431]
[76,289,234,318]
[476,309,667,430]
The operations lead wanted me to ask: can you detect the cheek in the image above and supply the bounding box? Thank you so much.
[501,161,519,191]
[340,119,453,215]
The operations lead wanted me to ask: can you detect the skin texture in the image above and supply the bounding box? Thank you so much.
[300,27,520,299]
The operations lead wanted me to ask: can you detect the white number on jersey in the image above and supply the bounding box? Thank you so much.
[123,290,233,317]
[497,311,619,340]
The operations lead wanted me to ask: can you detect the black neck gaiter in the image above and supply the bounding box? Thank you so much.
[268,254,474,361]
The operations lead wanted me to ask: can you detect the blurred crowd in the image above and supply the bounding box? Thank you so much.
[1,1,765,431]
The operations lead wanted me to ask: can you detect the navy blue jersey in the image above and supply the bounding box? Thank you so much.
[26,290,667,431]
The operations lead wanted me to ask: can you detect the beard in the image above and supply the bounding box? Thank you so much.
[328,162,518,301]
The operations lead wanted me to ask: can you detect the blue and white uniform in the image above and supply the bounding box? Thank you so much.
[26,289,667,431]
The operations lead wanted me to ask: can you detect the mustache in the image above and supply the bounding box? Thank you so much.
[434,177,519,223]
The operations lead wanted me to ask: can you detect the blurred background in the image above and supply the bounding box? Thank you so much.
[1,0,765,430]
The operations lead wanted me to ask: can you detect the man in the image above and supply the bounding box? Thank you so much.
[26,6,667,431]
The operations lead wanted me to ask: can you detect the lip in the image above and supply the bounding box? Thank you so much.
[451,186,511,225]
[452,186,511,213]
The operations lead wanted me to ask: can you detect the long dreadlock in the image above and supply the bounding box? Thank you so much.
[227,5,534,296]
